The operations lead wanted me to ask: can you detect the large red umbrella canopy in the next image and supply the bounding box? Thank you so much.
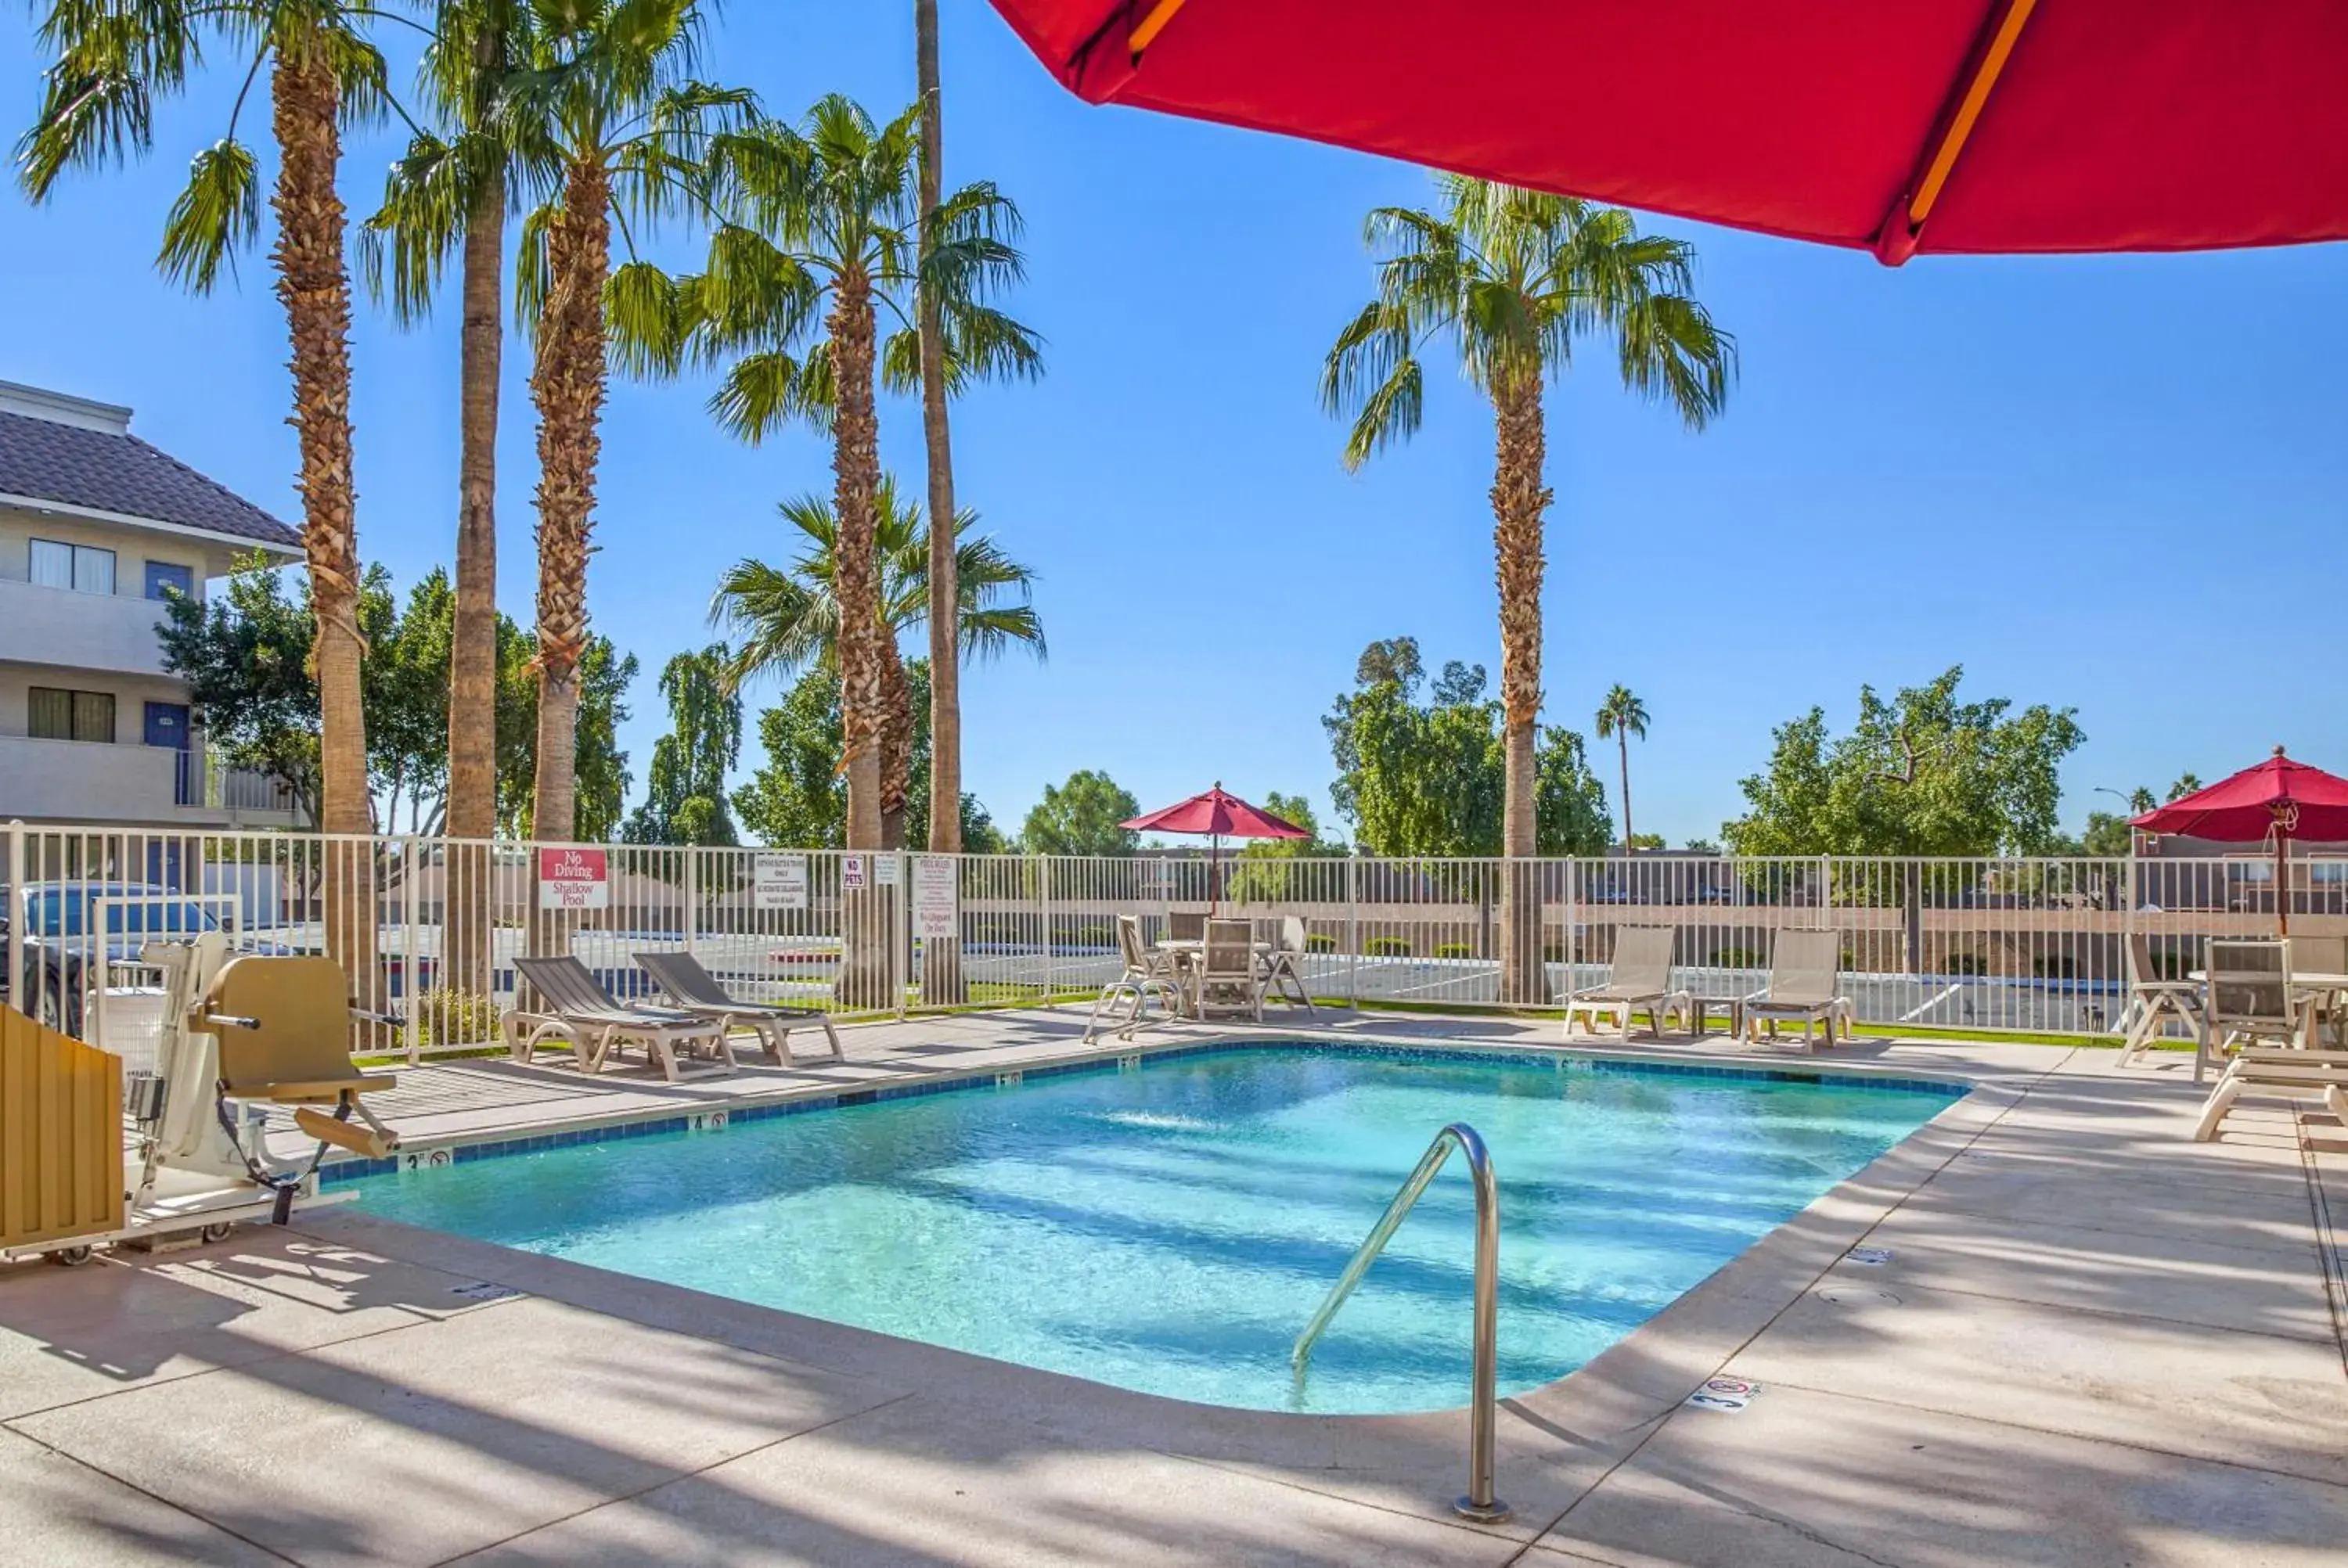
[1123,782,1308,840]
[985,2,2348,264]
[2132,749,2348,844]
[2134,748,2348,935]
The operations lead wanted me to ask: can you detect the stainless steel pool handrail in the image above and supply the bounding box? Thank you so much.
[1291,1120,1507,1523]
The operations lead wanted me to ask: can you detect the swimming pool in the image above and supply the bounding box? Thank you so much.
[350,1045,1960,1414]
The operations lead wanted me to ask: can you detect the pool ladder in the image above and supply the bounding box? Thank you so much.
[1291,1120,1507,1524]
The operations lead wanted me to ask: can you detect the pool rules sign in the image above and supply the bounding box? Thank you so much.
[538,847,610,911]
[912,856,960,940]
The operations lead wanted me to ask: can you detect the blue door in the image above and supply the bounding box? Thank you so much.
[145,701,193,804]
[145,561,195,601]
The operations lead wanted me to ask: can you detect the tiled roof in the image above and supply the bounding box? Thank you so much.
[0,408,301,551]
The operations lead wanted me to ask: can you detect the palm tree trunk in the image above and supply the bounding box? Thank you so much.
[830,270,891,1008]
[270,42,380,1038]
[446,152,505,998]
[1618,734,1633,851]
[1490,370,1552,1003]
[917,0,967,1002]
[528,161,612,856]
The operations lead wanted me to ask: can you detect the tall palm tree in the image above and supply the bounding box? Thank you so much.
[502,0,750,843]
[20,0,392,1020]
[1323,177,1732,998]
[711,475,1043,850]
[363,0,524,994]
[914,0,961,859]
[1595,685,1648,851]
[669,93,1036,853]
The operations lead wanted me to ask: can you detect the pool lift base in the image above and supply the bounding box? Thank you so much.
[1292,1120,1511,1527]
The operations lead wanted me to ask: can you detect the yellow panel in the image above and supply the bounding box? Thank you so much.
[0,1005,124,1251]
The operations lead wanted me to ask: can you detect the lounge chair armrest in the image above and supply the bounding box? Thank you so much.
[201,1012,261,1031]
[348,1006,405,1029]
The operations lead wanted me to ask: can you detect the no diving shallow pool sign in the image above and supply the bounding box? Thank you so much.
[538,847,610,911]
[1684,1376,1760,1413]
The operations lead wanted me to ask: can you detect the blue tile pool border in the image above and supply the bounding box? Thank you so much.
[320,1037,1968,1185]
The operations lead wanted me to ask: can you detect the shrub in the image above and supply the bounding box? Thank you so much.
[1943,953,1987,976]
[412,987,502,1048]
[2033,955,2078,979]
[1709,948,1761,969]
[1305,933,1338,953]
[1434,942,1473,960]
[1364,936,1412,958]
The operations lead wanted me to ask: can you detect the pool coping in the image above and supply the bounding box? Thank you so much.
[287,1027,2011,1537]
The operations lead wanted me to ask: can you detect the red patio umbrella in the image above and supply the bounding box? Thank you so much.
[2132,748,2348,935]
[1123,782,1308,913]
[985,2,2348,264]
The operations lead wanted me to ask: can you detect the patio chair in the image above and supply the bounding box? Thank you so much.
[2117,934,2208,1068]
[1743,930,1854,1051]
[2193,1045,2348,1141]
[1167,910,1207,944]
[634,949,843,1066]
[1194,918,1265,1021]
[1262,916,1314,1013]
[1083,915,1189,1043]
[1561,926,1688,1041]
[2204,940,2313,1059]
[506,955,735,1081]
[2286,936,2348,1048]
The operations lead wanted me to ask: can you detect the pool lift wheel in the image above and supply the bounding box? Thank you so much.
[6,937,404,1268]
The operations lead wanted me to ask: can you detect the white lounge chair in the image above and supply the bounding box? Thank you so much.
[1195,918,1265,1021]
[2118,933,2207,1067]
[506,955,735,1081]
[2194,1045,2348,1141]
[634,949,843,1066]
[1744,930,1853,1051]
[1262,916,1314,1013]
[1561,926,1688,1041]
[1084,915,1188,1042]
[2204,940,2313,1058]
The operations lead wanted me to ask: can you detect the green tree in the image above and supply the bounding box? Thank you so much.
[1227,791,1347,901]
[1021,771,1140,858]
[495,620,636,842]
[1722,667,2086,857]
[157,555,330,825]
[1324,642,1611,857]
[368,568,458,833]
[506,0,748,843]
[2081,813,2137,857]
[708,476,1043,848]
[665,92,1036,854]
[1323,178,1730,998]
[732,661,997,851]
[1594,685,1649,851]
[625,645,741,846]
[2167,774,2203,802]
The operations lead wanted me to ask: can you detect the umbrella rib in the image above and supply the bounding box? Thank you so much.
[1874,0,2041,261]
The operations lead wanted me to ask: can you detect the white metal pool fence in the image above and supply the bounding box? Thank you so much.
[6,818,2343,1061]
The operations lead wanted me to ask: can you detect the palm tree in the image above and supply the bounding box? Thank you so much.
[711,474,1045,847]
[915,0,961,859]
[502,0,750,843]
[668,93,1036,854]
[1323,177,1732,998]
[1595,685,1649,851]
[363,0,524,994]
[21,0,392,1022]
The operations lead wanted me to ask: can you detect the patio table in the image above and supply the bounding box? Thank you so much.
[1681,994,1748,1041]
[1151,938,1276,1020]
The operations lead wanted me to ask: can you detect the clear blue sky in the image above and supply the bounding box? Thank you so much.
[3,4,2343,845]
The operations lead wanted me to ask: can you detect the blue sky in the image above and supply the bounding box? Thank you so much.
[3,4,2343,846]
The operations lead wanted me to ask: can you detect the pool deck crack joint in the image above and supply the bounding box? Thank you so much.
[1,1420,304,1566]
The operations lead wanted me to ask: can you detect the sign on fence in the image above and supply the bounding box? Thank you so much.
[538,847,610,911]
[753,851,808,911]
[913,856,960,940]
[842,854,867,890]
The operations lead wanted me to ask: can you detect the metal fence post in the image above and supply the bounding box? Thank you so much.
[5,820,22,1017]
[895,851,912,1020]
[684,846,700,955]
[1347,851,1360,1008]
[1039,854,1055,1006]
[402,837,420,1064]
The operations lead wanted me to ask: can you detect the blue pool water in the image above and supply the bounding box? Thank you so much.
[351,1047,1957,1413]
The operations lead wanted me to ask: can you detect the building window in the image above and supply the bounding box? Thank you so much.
[28,687,116,743]
[144,561,196,601]
[29,538,117,595]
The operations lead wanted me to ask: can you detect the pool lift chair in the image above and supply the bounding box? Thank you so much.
[3,937,402,1265]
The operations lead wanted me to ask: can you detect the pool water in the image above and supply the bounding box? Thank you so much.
[351,1047,1956,1413]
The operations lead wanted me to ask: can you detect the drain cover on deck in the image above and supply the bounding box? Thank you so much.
[1814,1286,1903,1307]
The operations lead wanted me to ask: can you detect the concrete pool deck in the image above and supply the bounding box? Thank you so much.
[2,1009,2343,1566]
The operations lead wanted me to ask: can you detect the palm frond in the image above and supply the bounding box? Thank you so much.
[157,136,259,293]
